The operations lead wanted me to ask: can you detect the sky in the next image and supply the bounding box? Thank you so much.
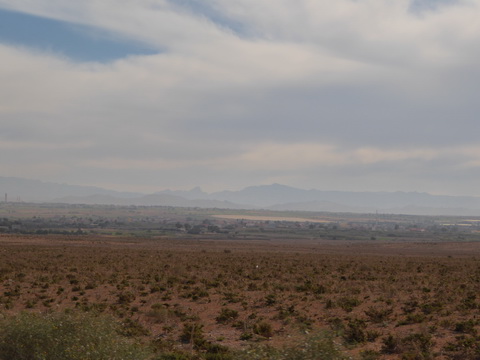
[1,0,480,196]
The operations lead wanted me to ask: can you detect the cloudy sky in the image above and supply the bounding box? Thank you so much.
[1,0,480,195]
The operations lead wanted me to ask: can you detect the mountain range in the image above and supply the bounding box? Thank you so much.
[2,176,480,216]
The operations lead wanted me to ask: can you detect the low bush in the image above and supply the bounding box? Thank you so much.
[253,321,274,338]
[180,322,206,348]
[364,306,393,323]
[0,311,150,360]
[235,331,349,360]
[216,308,239,324]
[343,318,367,344]
[337,296,362,312]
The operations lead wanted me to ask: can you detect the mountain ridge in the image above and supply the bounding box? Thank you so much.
[2,176,480,216]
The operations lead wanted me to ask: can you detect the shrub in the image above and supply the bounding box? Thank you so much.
[364,306,393,323]
[146,306,173,324]
[235,331,349,360]
[382,332,434,358]
[337,296,362,312]
[454,320,477,335]
[459,293,478,310]
[343,319,367,344]
[0,311,150,360]
[240,332,253,340]
[117,291,135,304]
[155,354,194,360]
[397,313,426,326]
[420,301,443,315]
[216,308,239,324]
[180,322,206,348]
[444,335,480,359]
[402,332,434,356]
[120,317,150,337]
[265,294,277,306]
[382,334,401,354]
[253,321,274,338]
[360,349,382,360]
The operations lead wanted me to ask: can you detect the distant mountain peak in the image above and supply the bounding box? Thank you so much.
[189,186,205,194]
[247,183,293,189]
[156,186,208,200]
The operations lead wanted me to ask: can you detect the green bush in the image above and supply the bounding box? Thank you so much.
[343,319,367,344]
[235,331,349,360]
[154,353,196,360]
[180,322,206,348]
[337,297,362,312]
[360,349,382,360]
[253,321,273,338]
[216,308,239,324]
[0,311,150,360]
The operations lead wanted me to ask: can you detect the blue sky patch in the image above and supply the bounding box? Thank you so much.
[409,0,460,13]
[0,8,158,62]
[168,0,246,36]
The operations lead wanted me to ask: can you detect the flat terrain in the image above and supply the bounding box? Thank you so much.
[212,214,332,223]
[2,233,480,359]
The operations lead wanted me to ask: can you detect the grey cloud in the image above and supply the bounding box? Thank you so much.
[1,1,480,195]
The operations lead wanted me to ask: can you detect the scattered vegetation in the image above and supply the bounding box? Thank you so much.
[237,332,349,360]
[1,203,480,359]
[0,311,149,360]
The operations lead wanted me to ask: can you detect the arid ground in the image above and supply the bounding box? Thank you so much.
[2,232,480,359]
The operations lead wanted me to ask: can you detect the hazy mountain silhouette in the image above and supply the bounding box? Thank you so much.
[207,184,480,210]
[3,176,480,215]
[56,193,245,209]
[0,176,140,202]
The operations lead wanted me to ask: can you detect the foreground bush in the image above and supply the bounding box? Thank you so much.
[0,311,150,360]
[235,331,349,360]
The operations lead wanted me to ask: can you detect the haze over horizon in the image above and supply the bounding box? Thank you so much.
[1,1,480,196]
